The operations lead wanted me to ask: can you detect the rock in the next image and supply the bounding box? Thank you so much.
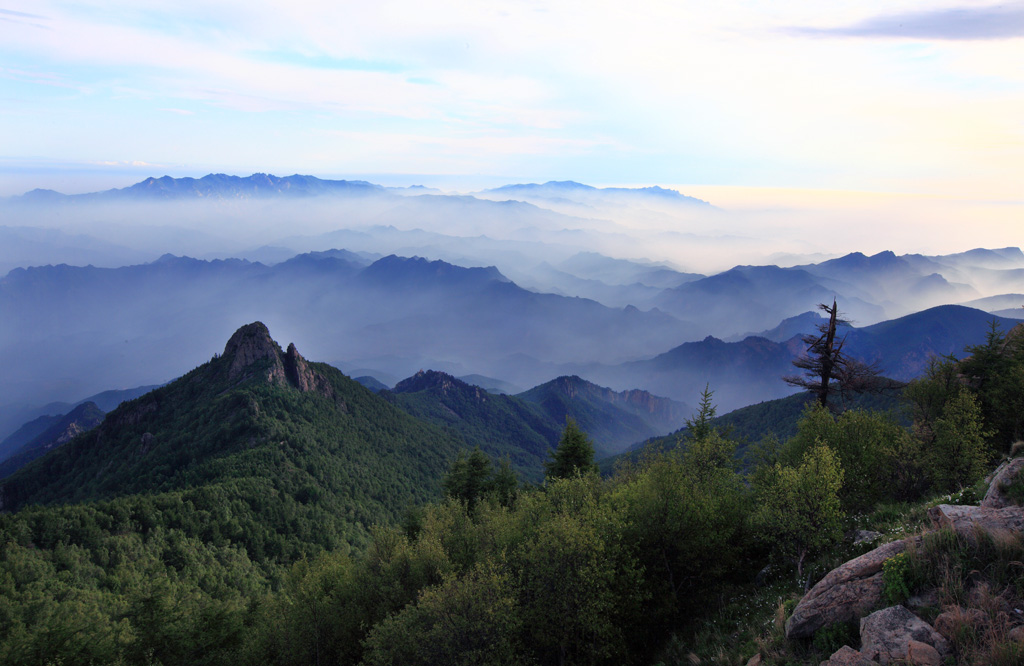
[927,504,1024,542]
[744,654,762,666]
[138,432,154,456]
[982,457,1024,508]
[819,645,874,666]
[968,581,1012,614]
[905,639,940,666]
[1009,625,1024,643]
[786,537,921,639]
[933,606,988,639]
[224,322,285,383]
[221,323,338,400]
[859,605,951,665]
[853,530,882,546]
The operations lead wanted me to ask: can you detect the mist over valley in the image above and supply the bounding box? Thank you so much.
[2,174,1022,446]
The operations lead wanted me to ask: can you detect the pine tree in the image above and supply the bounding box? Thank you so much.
[545,419,598,480]
[684,384,717,442]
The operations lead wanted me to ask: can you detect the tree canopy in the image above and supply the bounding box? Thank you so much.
[545,419,598,480]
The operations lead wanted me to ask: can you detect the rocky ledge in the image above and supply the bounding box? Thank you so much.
[776,456,1024,665]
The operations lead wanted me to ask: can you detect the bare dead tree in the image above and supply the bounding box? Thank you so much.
[783,299,889,410]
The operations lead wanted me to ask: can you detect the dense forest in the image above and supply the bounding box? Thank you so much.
[1,322,1023,665]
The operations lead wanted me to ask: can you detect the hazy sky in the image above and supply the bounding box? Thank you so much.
[2,1,1024,207]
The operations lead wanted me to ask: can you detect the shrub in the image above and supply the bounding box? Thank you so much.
[881,552,913,606]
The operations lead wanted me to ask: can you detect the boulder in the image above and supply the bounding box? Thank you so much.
[982,457,1024,509]
[786,537,921,639]
[859,606,950,665]
[852,530,882,546]
[905,639,940,666]
[818,645,874,666]
[927,504,1024,542]
[933,606,988,640]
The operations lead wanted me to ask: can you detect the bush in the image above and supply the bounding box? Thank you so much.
[881,552,913,605]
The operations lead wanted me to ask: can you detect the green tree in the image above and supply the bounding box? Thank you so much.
[611,440,746,648]
[489,458,520,508]
[750,442,845,580]
[684,384,717,442]
[959,321,1024,449]
[783,403,922,511]
[927,388,992,492]
[443,449,520,511]
[361,563,526,666]
[443,448,494,509]
[513,485,643,666]
[545,419,598,480]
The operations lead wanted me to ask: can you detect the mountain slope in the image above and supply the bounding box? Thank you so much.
[0,401,104,479]
[382,370,561,481]
[516,375,688,456]
[847,304,1024,379]
[579,304,1022,412]
[0,384,161,451]
[0,322,463,550]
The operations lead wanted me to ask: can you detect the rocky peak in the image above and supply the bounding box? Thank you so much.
[550,375,586,398]
[395,370,462,396]
[223,322,285,382]
[391,370,493,403]
[284,342,316,393]
[220,323,335,400]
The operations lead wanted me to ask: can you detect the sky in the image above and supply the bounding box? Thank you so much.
[1,1,1023,212]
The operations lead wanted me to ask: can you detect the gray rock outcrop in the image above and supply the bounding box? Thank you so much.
[785,537,921,639]
[926,503,1024,542]
[224,322,286,383]
[982,457,1024,509]
[858,605,950,665]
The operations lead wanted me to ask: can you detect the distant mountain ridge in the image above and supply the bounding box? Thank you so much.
[483,180,711,207]
[516,375,688,455]
[382,370,686,471]
[0,402,104,479]
[0,251,695,409]
[7,173,714,206]
[12,173,386,202]
[572,303,1023,413]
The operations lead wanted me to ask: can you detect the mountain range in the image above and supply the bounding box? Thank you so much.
[2,250,1021,427]
[2,173,1023,427]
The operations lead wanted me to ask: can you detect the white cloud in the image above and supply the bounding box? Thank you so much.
[0,0,1022,200]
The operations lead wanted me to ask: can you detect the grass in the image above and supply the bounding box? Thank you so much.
[900,528,1024,665]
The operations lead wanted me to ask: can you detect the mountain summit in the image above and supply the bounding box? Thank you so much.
[222,322,335,398]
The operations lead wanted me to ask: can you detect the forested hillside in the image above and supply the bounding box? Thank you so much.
[1,321,1023,665]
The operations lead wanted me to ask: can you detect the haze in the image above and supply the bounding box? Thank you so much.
[3,2,1024,431]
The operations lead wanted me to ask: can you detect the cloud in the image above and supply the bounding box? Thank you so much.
[791,3,1024,40]
[88,160,169,169]
[0,7,46,19]
[0,6,49,29]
